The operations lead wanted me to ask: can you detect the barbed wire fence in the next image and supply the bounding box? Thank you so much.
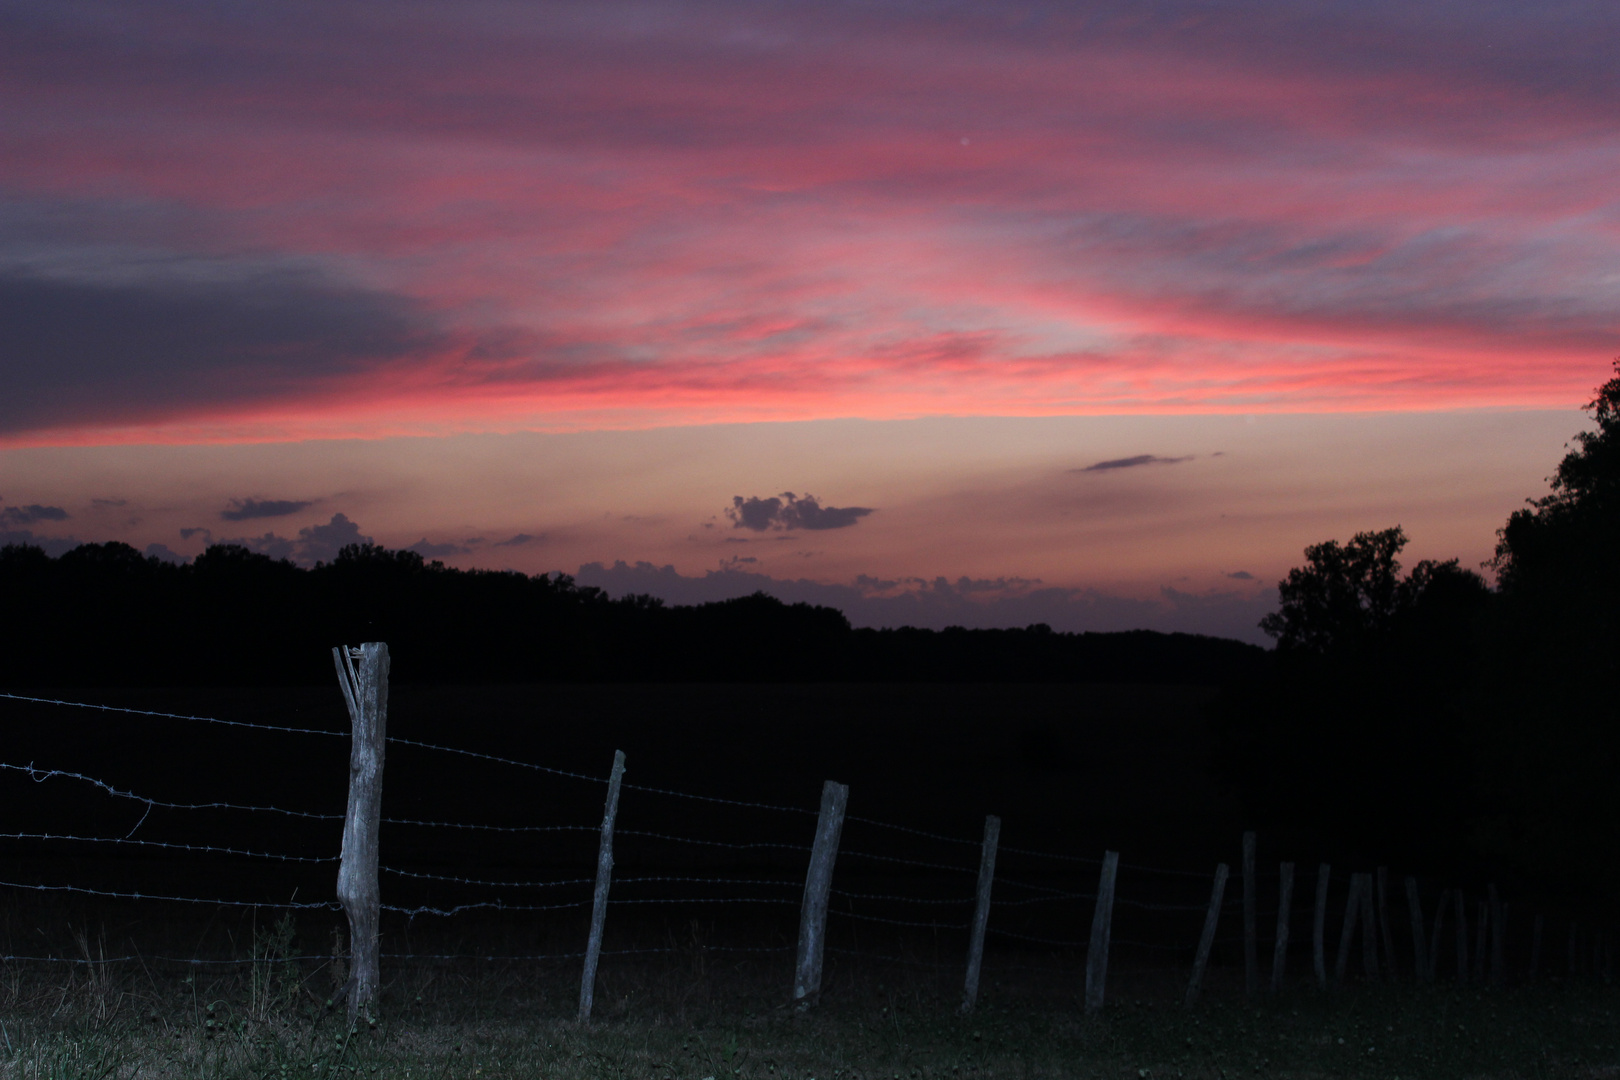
[0,645,1599,1024]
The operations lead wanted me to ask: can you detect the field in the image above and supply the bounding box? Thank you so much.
[5,945,1620,1080]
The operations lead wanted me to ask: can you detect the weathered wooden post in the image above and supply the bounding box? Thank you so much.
[1405,877,1428,982]
[1455,891,1469,985]
[1488,885,1506,986]
[1270,862,1294,993]
[578,749,625,1023]
[1333,873,1363,984]
[1084,850,1119,1015]
[793,780,848,1011]
[1241,831,1258,997]
[1375,868,1397,976]
[1359,875,1380,980]
[961,814,1000,1014]
[1428,889,1450,982]
[333,642,389,1025]
[1313,863,1330,988]
[1185,862,1229,1006]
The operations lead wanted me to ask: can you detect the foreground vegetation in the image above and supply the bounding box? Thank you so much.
[6,947,1620,1080]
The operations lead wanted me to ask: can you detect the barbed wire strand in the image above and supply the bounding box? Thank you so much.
[621,781,815,816]
[839,849,978,875]
[0,880,337,910]
[844,815,978,847]
[0,693,344,738]
[0,832,335,863]
[2,763,342,821]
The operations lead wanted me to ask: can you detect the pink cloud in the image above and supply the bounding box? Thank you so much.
[2,1,1617,444]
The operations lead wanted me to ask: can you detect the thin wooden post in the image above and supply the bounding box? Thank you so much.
[1488,885,1505,986]
[1530,913,1543,981]
[333,642,388,1026]
[1270,862,1294,993]
[1359,874,1380,980]
[1474,900,1489,983]
[1084,851,1120,1014]
[1569,921,1579,978]
[793,780,848,1011]
[1242,831,1258,997]
[1376,867,1397,977]
[1428,889,1449,982]
[578,749,625,1023]
[1333,873,1363,984]
[961,814,1000,1014]
[1313,863,1330,988]
[1455,891,1469,986]
[1185,862,1229,1006]
[1405,877,1428,982]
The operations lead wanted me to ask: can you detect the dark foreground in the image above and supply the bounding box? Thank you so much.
[6,945,1619,1080]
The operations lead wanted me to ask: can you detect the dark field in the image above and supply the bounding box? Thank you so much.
[3,683,1605,1078]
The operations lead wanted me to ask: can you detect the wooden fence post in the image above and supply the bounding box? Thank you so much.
[1455,891,1469,986]
[1488,885,1505,986]
[1359,874,1380,980]
[961,814,1000,1014]
[1405,877,1428,982]
[1428,889,1449,982]
[1084,851,1119,1015]
[1474,900,1489,983]
[1185,862,1229,1006]
[1568,921,1579,978]
[1333,873,1363,984]
[1242,831,1258,997]
[578,749,625,1023]
[333,642,388,1026]
[1530,913,1543,981]
[1313,863,1330,989]
[1376,868,1397,977]
[793,780,848,1011]
[1270,862,1294,994]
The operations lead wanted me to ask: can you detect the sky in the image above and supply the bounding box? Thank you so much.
[2,1,1616,643]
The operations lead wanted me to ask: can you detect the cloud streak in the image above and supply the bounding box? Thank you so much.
[2,1,1616,443]
[728,493,874,532]
[1077,455,1195,473]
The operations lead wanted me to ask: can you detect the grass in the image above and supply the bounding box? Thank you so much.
[4,943,1620,1080]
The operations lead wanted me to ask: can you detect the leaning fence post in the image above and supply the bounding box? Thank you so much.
[961,814,1000,1014]
[1359,874,1380,980]
[793,780,848,1011]
[1488,885,1506,986]
[578,749,625,1023]
[1375,867,1397,977]
[1313,863,1330,988]
[1269,862,1294,993]
[1428,889,1449,982]
[1405,877,1428,982]
[1455,891,1469,985]
[1242,831,1258,997]
[1333,873,1363,984]
[1185,862,1229,1006]
[333,642,389,1025]
[1084,851,1119,1015]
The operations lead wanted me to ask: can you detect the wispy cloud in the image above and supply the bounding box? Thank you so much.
[221,497,313,521]
[1076,455,1195,473]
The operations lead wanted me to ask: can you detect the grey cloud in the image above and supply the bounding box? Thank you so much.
[0,529,81,557]
[221,498,314,521]
[727,492,874,532]
[0,261,440,433]
[179,526,213,542]
[576,561,1277,645]
[1075,454,1194,473]
[494,533,544,547]
[91,497,127,509]
[144,542,187,565]
[1224,570,1255,580]
[216,512,372,567]
[1,503,70,524]
[406,538,470,558]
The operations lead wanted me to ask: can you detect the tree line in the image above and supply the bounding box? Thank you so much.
[1210,361,1620,902]
[0,539,1265,687]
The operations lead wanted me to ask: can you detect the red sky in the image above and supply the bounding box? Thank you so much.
[1,1,1615,639]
